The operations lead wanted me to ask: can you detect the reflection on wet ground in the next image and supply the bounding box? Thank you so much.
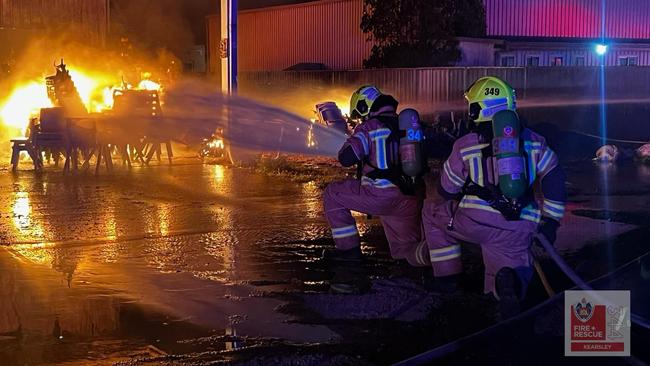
[0,160,648,365]
[0,163,345,364]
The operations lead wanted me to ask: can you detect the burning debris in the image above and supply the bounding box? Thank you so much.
[5,59,173,172]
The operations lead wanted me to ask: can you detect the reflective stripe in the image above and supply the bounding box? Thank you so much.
[430,245,462,263]
[524,143,541,184]
[444,160,465,187]
[332,225,359,239]
[524,141,542,148]
[461,146,485,187]
[459,196,500,214]
[537,149,556,174]
[544,199,566,211]
[459,195,542,223]
[460,144,490,158]
[481,98,509,118]
[354,134,369,155]
[471,156,484,186]
[431,253,462,263]
[543,199,566,219]
[520,208,542,223]
[415,241,428,265]
[429,244,461,256]
[524,141,543,184]
[368,129,391,139]
[361,177,396,189]
[368,128,392,170]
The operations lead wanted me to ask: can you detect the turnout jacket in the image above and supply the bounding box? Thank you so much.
[441,128,567,232]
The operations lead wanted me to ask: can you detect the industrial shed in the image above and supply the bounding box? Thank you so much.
[207,0,650,71]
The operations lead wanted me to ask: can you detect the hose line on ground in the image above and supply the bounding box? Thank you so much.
[394,235,650,366]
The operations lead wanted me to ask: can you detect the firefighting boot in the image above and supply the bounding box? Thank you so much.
[495,267,522,320]
[329,263,370,294]
[322,246,363,263]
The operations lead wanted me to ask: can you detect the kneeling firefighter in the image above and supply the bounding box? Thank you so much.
[422,77,567,312]
[322,85,430,279]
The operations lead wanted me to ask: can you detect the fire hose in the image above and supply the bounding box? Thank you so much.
[393,234,650,366]
[534,233,650,330]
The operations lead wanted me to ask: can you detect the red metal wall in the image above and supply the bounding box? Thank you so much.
[207,0,371,72]
[207,0,650,72]
[485,0,650,39]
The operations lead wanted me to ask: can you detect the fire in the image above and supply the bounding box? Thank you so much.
[0,68,163,132]
[336,100,350,117]
[138,79,161,91]
[0,82,52,133]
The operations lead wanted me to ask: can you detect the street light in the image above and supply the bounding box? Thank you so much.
[595,44,608,56]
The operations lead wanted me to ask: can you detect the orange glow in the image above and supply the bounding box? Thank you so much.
[0,69,163,132]
[0,82,53,133]
[138,79,161,91]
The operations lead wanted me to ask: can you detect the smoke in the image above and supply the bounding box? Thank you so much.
[110,0,197,58]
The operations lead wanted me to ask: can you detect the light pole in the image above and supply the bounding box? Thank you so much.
[221,0,237,95]
[221,0,239,163]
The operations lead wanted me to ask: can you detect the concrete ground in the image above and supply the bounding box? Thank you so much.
[0,153,648,365]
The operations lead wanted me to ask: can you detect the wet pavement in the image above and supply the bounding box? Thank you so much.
[0,156,649,365]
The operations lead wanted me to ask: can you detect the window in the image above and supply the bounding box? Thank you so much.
[619,56,638,66]
[526,56,540,67]
[575,56,586,66]
[552,57,564,66]
[501,56,515,67]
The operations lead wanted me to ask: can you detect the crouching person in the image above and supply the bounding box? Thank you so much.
[423,77,567,316]
[323,85,430,292]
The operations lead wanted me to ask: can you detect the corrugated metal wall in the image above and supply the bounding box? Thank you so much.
[207,0,370,72]
[207,0,650,72]
[240,67,649,112]
[0,0,108,43]
[485,0,650,39]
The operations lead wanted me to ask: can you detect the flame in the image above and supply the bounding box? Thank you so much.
[68,70,116,113]
[0,69,162,131]
[0,82,52,133]
[138,79,161,91]
[337,101,350,117]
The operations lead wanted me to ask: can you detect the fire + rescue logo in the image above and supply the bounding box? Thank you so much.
[565,290,630,357]
[573,298,593,322]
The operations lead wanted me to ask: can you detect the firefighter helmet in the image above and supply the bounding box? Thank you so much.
[464,76,517,123]
[349,85,383,119]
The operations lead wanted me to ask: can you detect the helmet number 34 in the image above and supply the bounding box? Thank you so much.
[484,88,501,96]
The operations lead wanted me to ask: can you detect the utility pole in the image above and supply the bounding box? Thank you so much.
[221,0,239,163]
[221,0,237,95]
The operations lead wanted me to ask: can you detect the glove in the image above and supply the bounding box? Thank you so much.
[538,217,560,245]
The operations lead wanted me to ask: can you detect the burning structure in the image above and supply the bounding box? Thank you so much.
[7,57,169,172]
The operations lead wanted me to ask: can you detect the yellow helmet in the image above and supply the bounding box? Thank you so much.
[464,76,517,123]
[349,85,383,119]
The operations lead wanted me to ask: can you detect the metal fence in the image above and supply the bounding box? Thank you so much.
[240,67,650,113]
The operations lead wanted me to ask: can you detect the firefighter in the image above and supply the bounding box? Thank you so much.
[422,76,567,314]
[322,86,430,282]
